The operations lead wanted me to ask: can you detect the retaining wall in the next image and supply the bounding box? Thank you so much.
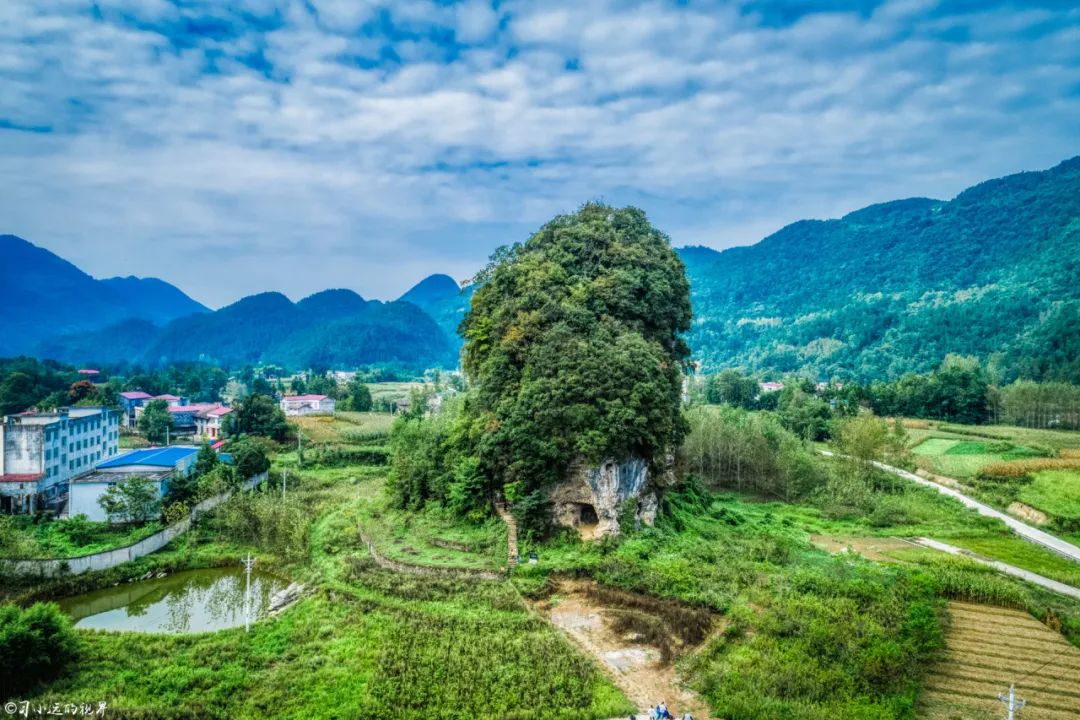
[0,472,267,578]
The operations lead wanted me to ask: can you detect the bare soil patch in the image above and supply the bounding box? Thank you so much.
[531,578,716,719]
[810,534,915,562]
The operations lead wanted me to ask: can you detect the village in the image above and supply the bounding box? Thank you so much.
[0,369,340,520]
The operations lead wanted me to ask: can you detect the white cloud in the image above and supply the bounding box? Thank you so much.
[0,0,1077,306]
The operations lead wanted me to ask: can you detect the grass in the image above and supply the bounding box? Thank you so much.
[1020,469,1080,523]
[355,476,508,572]
[910,437,1046,479]
[10,438,630,719]
[941,534,1080,588]
[294,411,394,445]
[368,381,428,404]
[0,516,163,560]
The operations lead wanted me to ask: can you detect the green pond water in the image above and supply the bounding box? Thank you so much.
[58,567,287,634]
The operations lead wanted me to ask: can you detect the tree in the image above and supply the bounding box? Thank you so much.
[776,386,832,441]
[138,399,174,444]
[452,203,692,530]
[832,411,889,482]
[225,393,289,441]
[306,373,337,397]
[346,377,373,411]
[251,376,274,397]
[230,438,271,479]
[706,369,758,409]
[67,380,95,403]
[98,476,161,524]
[194,442,219,477]
[0,603,79,700]
[0,371,38,415]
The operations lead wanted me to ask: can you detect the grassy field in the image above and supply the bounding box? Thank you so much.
[0,516,163,560]
[1019,470,1080,525]
[355,475,508,572]
[920,601,1080,720]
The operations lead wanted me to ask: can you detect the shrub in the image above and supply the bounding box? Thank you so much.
[0,602,80,700]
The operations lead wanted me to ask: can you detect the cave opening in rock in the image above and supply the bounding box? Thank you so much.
[578,503,599,525]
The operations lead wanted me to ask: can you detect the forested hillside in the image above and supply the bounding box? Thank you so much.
[681,156,1080,382]
[35,290,455,371]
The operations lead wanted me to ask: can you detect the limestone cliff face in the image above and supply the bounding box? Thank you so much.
[549,456,668,538]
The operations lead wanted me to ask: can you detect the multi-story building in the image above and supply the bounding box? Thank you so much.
[195,406,232,440]
[119,391,152,427]
[0,407,121,514]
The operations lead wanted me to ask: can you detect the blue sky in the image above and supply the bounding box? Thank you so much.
[1,0,1078,308]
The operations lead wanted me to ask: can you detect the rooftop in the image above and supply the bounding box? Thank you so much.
[0,473,45,483]
[167,403,219,414]
[282,394,329,402]
[96,446,199,469]
[72,470,170,484]
[120,391,152,400]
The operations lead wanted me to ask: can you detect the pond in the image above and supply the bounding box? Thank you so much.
[57,567,288,634]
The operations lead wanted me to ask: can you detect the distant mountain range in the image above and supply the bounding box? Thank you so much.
[0,235,208,356]
[3,156,1078,380]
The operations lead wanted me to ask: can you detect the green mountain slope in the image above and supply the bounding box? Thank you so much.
[35,290,456,371]
[680,156,1080,382]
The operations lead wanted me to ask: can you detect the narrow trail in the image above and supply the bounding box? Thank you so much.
[531,579,713,720]
[494,500,519,566]
[356,526,505,580]
[820,451,1080,563]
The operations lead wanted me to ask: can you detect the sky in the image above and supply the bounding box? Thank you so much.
[1,0,1078,308]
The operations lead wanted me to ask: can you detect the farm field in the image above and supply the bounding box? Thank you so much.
[920,601,1080,720]
[293,411,393,445]
[1020,470,1080,527]
[367,381,428,405]
[911,437,1045,479]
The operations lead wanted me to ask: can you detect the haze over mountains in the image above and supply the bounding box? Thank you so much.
[3,156,1078,380]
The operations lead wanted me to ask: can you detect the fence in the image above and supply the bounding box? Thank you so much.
[0,472,267,578]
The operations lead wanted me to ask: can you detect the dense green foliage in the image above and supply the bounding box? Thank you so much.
[682,156,1080,382]
[225,393,289,441]
[98,475,161,524]
[137,398,174,443]
[447,204,691,526]
[0,602,79,699]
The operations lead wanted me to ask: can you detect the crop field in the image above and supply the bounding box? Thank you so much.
[911,438,1045,479]
[368,381,428,404]
[294,411,394,445]
[920,601,1080,720]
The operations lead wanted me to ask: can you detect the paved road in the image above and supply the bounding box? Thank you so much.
[913,537,1080,601]
[819,451,1080,564]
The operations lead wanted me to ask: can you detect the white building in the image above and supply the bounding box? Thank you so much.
[195,406,232,440]
[68,446,200,522]
[280,394,335,416]
[0,407,121,514]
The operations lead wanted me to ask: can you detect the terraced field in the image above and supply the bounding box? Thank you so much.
[920,602,1080,720]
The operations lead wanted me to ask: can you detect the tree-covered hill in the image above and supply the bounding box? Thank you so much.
[681,156,1080,382]
[34,290,456,371]
[0,235,208,355]
[397,273,474,345]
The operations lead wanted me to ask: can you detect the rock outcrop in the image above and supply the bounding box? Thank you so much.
[549,457,667,538]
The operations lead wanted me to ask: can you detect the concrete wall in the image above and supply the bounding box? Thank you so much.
[3,424,44,475]
[0,472,267,578]
[68,482,111,522]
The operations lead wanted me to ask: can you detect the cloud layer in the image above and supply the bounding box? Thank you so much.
[1,0,1078,306]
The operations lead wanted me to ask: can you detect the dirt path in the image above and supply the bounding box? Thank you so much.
[531,579,713,719]
[494,500,519,565]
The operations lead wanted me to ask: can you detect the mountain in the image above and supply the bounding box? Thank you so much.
[99,276,208,323]
[0,235,208,355]
[35,289,456,371]
[681,156,1080,382]
[398,273,474,342]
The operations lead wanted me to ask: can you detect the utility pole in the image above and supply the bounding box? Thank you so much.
[243,553,255,633]
[998,684,1025,720]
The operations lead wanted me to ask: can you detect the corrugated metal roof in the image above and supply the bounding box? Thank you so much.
[96,446,199,469]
